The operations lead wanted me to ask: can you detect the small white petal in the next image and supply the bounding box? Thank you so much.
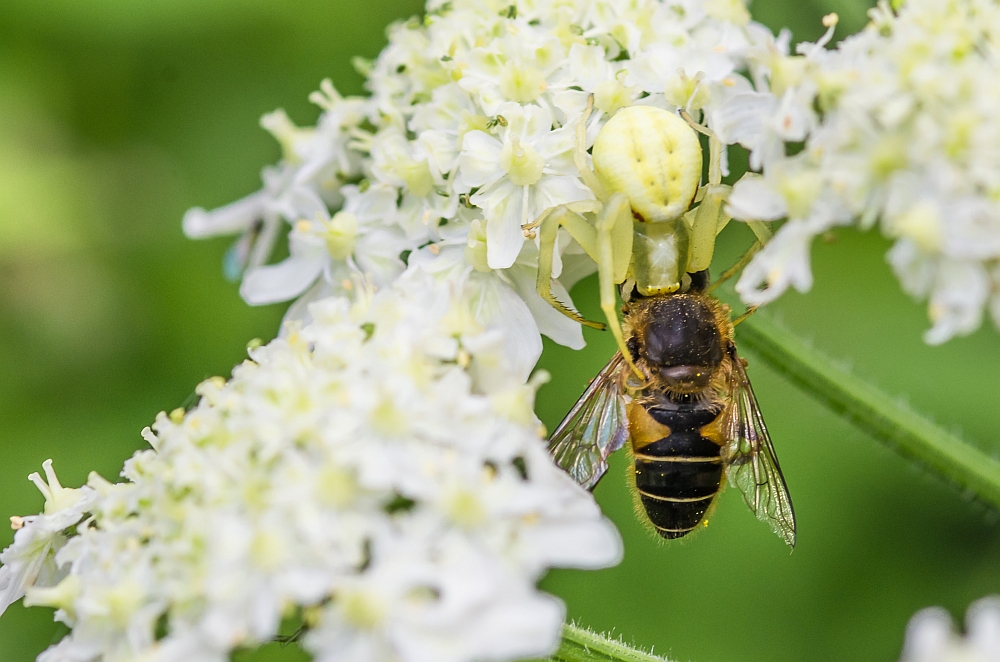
[474,275,543,382]
[182,191,267,238]
[902,607,955,662]
[727,174,788,221]
[479,185,527,271]
[506,265,585,350]
[241,255,326,305]
[458,132,503,189]
[923,260,988,345]
[736,221,815,306]
[712,91,782,169]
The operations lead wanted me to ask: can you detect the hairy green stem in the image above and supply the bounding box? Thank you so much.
[540,625,672,662]
[737,314,1000,508]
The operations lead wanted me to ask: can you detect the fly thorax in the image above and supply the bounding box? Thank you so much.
[639,295,723,392]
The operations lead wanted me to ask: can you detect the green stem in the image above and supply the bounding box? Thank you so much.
[543,624,672,662]
[737,313,1000,508]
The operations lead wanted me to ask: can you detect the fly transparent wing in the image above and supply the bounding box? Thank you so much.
[547,353,629,490]
[223,219,264,282]
[722,343,796,547]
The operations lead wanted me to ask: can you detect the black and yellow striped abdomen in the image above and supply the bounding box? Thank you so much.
[628,399,725,539]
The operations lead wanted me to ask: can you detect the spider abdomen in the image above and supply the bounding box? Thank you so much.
[592,106,702,224]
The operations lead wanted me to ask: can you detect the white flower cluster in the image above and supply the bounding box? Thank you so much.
[184,0,776,372]
[900,596,1000,662]
[719,0,1000,344]
[0,275,621,662]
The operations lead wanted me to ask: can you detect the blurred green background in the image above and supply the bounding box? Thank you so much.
[1,0,997,660]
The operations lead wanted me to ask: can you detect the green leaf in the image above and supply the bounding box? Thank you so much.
[737,313,1000,508]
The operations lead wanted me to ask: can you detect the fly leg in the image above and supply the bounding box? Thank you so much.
[731,306,758,327]
[708,221,773,292]
[709,242,761,292]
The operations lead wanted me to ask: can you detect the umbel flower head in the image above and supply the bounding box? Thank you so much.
[0,273,622,662]
[183,0,777,371]
[719,0,1000,344]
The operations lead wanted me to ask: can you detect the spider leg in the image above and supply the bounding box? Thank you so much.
[575,95,608,203]
[595,193,643,379]
[529,201,605,329]
[680,110,732,274]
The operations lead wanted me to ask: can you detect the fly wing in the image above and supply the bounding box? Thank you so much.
[223,219,264,282]
[721,343,797,548]
[547,353,629,491]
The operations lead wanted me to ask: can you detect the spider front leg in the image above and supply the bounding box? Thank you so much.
[594,193,644,380]
[680,112,732,274]
[575,94,607,203]
[525,200,604,329]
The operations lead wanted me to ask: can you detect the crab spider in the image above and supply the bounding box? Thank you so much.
[521,97,732,380]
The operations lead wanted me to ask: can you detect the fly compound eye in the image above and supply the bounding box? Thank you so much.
[591,106,703,224]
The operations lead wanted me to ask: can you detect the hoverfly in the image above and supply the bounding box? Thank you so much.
[548,270,796,547]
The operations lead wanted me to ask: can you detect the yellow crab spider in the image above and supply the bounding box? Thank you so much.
[522,97,732,379]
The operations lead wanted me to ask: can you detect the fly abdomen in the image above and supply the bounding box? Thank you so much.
[630,401,724,539]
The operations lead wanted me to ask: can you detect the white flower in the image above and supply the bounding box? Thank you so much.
[368,127,454,243]
[303,80,371,194]
[183,83,371,283]
[712,88,813,170]
[626,39,739,114]
[240,184,409,307]
[726,0,1000,342]
[458,103,592,270]
[0,461,93,616]
[8,277,621,662]
[182,164,299,281]
[551,44,637,120]
[900,596,1000,662]
[728,160,850,305]
[734,220,815,306]
[410,232,588,382]
[456,29,568,117]
[410,83,489,181]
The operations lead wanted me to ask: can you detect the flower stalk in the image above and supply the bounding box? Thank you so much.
[736,313,1000,508]
[542,625,673,662]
